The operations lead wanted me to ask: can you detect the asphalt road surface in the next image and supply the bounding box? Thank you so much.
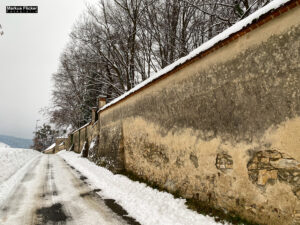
[0,155,140,225]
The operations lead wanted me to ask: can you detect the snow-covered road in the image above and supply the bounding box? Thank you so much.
[0,154,138,225]
[0,148,222,225]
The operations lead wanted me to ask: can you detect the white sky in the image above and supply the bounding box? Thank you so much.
[0,0,98,139]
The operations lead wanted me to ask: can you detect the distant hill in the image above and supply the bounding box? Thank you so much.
[0,135,32,149]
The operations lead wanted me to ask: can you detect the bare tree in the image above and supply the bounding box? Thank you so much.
[49,0,273,129]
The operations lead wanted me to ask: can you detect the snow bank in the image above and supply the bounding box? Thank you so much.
[0,147,41,206]
[58,150,224,225]
[0,147,40,183]
[0,142,10,148]
[99,0,290,113]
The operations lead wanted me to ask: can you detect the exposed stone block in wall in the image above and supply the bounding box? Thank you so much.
[248,150,300,198]
[257,169,278,185]
[216,152,233,171]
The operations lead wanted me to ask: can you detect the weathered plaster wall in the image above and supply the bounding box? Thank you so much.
[71,121,99,155]
[96,5,300,225]
[73,131,80,153]
[86,122,99,158]
[44,147,55,154]
[54,138,67,153]
[95,121,124,172]
[87,122,98,144]
[64,135,72,151]
[79,128,86,153]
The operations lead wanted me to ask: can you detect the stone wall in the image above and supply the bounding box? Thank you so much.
[95,121,124,172]
[44,146,55,154]
[71,121,99,155]
[73,131,80,153]
[79,127,87,153]
[64,135,72,151]
[54,137,67,153]
[87,122,98,144]
[85,122,99,158]
[95,3,300,225]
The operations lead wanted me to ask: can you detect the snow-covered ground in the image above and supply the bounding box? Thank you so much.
[0,146,40,183]
[0,146,225,224]
[0,145,41,206]
[58,150,224,225]
[0,141,10,148]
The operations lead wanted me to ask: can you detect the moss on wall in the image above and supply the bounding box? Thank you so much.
[96,121,124,173]
[102,24,300,144]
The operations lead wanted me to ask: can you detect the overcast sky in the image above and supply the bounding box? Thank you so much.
[0,0,97,139]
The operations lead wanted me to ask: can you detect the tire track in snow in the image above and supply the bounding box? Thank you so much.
[63,157,141,225]
[0,156,43,224]
[1,154,141,225]
[33,155,71,225]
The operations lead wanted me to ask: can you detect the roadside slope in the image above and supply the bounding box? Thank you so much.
[0,147,41,206]
[0,147,40,183]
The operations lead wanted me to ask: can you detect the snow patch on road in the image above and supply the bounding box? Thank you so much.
[0,147,41,206]
[58,150,224,225]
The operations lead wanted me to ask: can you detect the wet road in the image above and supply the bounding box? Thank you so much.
[0,155,140,225]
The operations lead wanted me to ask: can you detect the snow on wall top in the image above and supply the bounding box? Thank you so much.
[98,0,291,113]
[45,143,56,151]
[57,135,68,139]
[72,121,91,134]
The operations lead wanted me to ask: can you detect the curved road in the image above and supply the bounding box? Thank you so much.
[0,155,139,225]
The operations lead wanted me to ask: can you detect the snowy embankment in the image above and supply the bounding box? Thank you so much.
[0,142,10,148]
[0,145,40,206]
[58,150,223,225]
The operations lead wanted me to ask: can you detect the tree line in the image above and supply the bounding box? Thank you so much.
[48,0,272,130]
